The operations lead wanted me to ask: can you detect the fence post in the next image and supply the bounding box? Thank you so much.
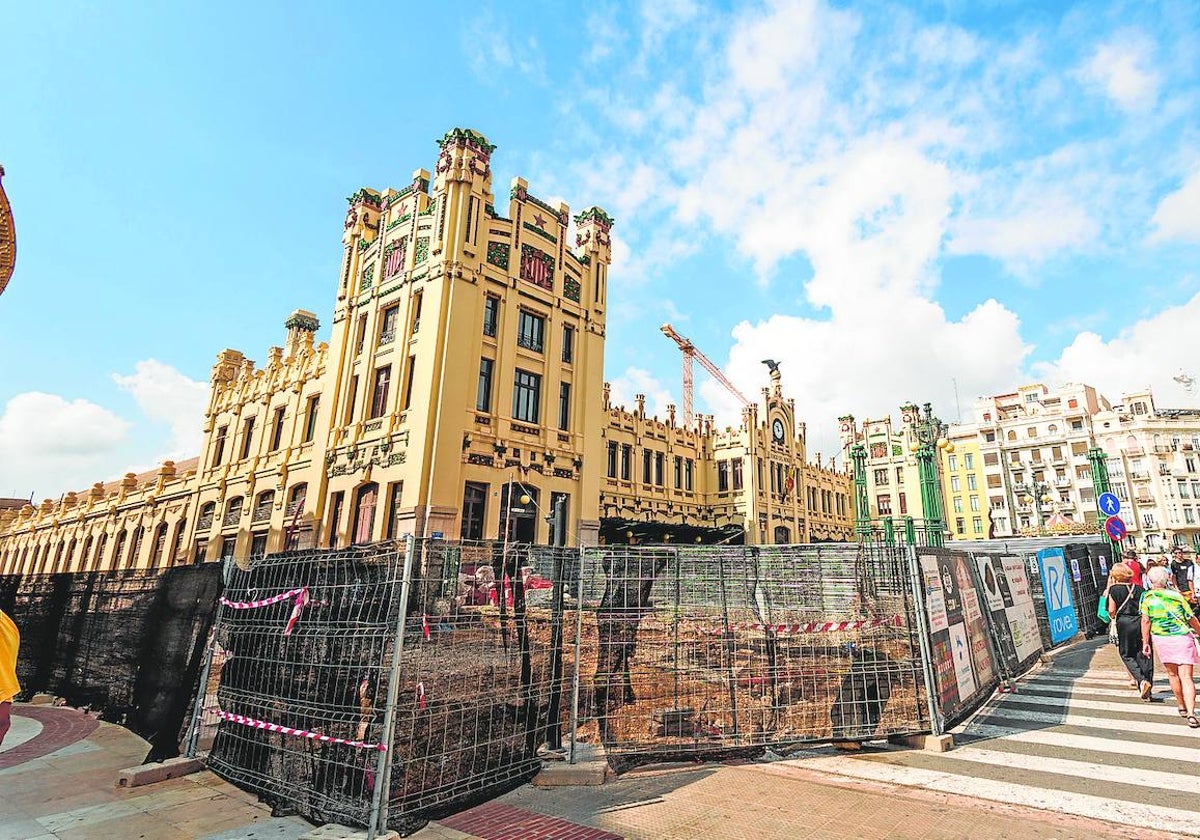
[545,546,566,751]
[568,544,586,764]
[370,534,417,839]
[717,548,740,739]
[904,545,943,736]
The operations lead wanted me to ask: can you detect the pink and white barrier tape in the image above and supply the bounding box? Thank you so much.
[714,615,903,635]
[217,709,387,751]
[219,586,310,635]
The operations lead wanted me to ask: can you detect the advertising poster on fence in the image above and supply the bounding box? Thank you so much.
[920,552,997,719]
[973,553,1043,673]
[1037,547,1078,645]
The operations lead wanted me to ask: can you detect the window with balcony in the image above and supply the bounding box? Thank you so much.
[224,497,243,528]
[517,310,545,352]
[476,358,494,412]
[253,491,274,523]
[483,296,499,337]
[512,368,541,423]
[380,305,399,345]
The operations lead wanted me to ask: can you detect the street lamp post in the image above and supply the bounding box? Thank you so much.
[1022,480,1053,534]
[849,443,870,537]
[1087,446,1122,557]
[908,402,952,548]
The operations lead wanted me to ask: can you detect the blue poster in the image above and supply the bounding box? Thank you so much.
[1038,547,1078,644]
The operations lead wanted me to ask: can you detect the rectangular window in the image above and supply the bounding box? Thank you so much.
[370,366,392,419]
[984,452,998,466]
[270,407,286,451]
[355,313,367,355]
[953,496,963,513]
[220,536,237,561]
[303,396,320,443]
[327,491,344,548]
[410,291,423,334]
[895,466,903,485]
[562,325,575,363]
[950,475,960,492]
[1186,508,1196,525]
[899,492,907,515]
[718,460,730,492]
[643,449,652,484]
[878,494,892,515]
[380,305,399,345]
[621,445,631,481]
[964,453,975,469]
[967,474,977,490]
[956,517,965,534]
[973,517,983,534]
[517,310,545,352]
[655,452,665,487]
[512,369,541,423]
[607,441,618,478]
[732,458,743,491]
[674,456,682,488]
[386,482,404,539]
[345,375,359,423]
[403,357,416,410]
[558,382,571,430]
[476,358,494,412]
[483,296,499,337]
[240,416,256,460]
[685,458,694,491]
[461,482,487,540]
[465,196,476,244]
[970,495,980,511]
[873,468,889,485]
[213,425,227,467]
[947,455,957,471]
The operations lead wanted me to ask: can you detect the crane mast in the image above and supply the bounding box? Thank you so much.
[660,323,751,428]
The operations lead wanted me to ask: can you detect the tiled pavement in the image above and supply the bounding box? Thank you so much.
[4,640,1190,840]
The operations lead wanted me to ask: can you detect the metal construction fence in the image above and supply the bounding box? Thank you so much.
[186,534,1114,836]
[0,565,222,760]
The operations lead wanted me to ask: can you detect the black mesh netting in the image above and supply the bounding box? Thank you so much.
[0,565,222,760]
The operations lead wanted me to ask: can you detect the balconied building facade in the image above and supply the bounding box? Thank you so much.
[0,129,854,575]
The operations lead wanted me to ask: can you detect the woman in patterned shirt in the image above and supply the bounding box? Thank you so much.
[1141,566,1200,728]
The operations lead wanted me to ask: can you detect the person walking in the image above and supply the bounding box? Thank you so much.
[1106,563,1154,698]
[1170,546,1197,608]
[0,607,19,747]
[1123,549,1145,587]
[1141,566,1200,727]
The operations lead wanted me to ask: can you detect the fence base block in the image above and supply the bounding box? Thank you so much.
[116,756,206,788]
[29,693,56,706]
[534,745,610,787]
[299,826,400,840]
[888,733,954,752]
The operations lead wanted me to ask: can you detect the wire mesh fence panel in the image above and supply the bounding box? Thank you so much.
[569,543,930,766]
[383,539,570,828]
[204,544,407,829]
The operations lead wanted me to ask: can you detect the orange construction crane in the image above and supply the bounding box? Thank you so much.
[660,323,751,427]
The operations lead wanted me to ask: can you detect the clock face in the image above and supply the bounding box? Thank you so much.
[772,419,785,442]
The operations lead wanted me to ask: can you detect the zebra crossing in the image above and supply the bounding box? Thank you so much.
[775,640,1200,837]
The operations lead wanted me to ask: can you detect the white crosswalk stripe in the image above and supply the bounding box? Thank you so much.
[763,641,1200,837]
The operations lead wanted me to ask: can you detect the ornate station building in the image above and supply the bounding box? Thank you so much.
[0,130,853,575]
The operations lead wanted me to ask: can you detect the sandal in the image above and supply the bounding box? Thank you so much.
[1180,708,1189,717]
[1188,716,1200,729]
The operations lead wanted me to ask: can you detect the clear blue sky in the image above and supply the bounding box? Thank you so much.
[2,1,1199,498]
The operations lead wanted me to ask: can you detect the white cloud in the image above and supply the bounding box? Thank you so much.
[608,367,677,421]
[1034,291,1200,407]
[112,359,208,457]
[1149,169,1200,243]
[950,191,1097,267]
[0,392,129,499]
[1080,34,1160,112]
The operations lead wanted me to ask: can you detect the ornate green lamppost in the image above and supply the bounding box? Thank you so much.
[1087,445,1122,556]
[906,402,951,547]
[849,442,870,537]
[1022,480,1052,534]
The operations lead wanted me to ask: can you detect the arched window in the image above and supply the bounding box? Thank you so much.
[352,483,379,545]
[113,530,127,571]
[150,522,169,568]
[1006,430,1017,441]
[18,546,29,574]
[224,497,243,528]
[169,519,186,565]
[81,536,93,572]
[127,526,144,569]
[199,501,216,530]
[253,490,274,523]
[51,541,65,574]
[93,533,107,572]
[288,483,307,515]
[31,544,44,575]
[1047,424,1058,434]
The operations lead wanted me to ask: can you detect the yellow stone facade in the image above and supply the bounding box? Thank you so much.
[0,129,853,575]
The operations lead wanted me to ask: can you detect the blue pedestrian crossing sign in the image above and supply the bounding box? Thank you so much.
[1098,493,1121,517]
[1104,515,1127,542]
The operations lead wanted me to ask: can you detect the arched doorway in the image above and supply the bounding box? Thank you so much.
[352,483,379,545]
[500,482,539,543]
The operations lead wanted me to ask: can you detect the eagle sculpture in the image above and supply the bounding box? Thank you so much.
[761,359,781,375]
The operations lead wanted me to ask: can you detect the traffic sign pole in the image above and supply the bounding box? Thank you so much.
[1089,447,1122,562]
